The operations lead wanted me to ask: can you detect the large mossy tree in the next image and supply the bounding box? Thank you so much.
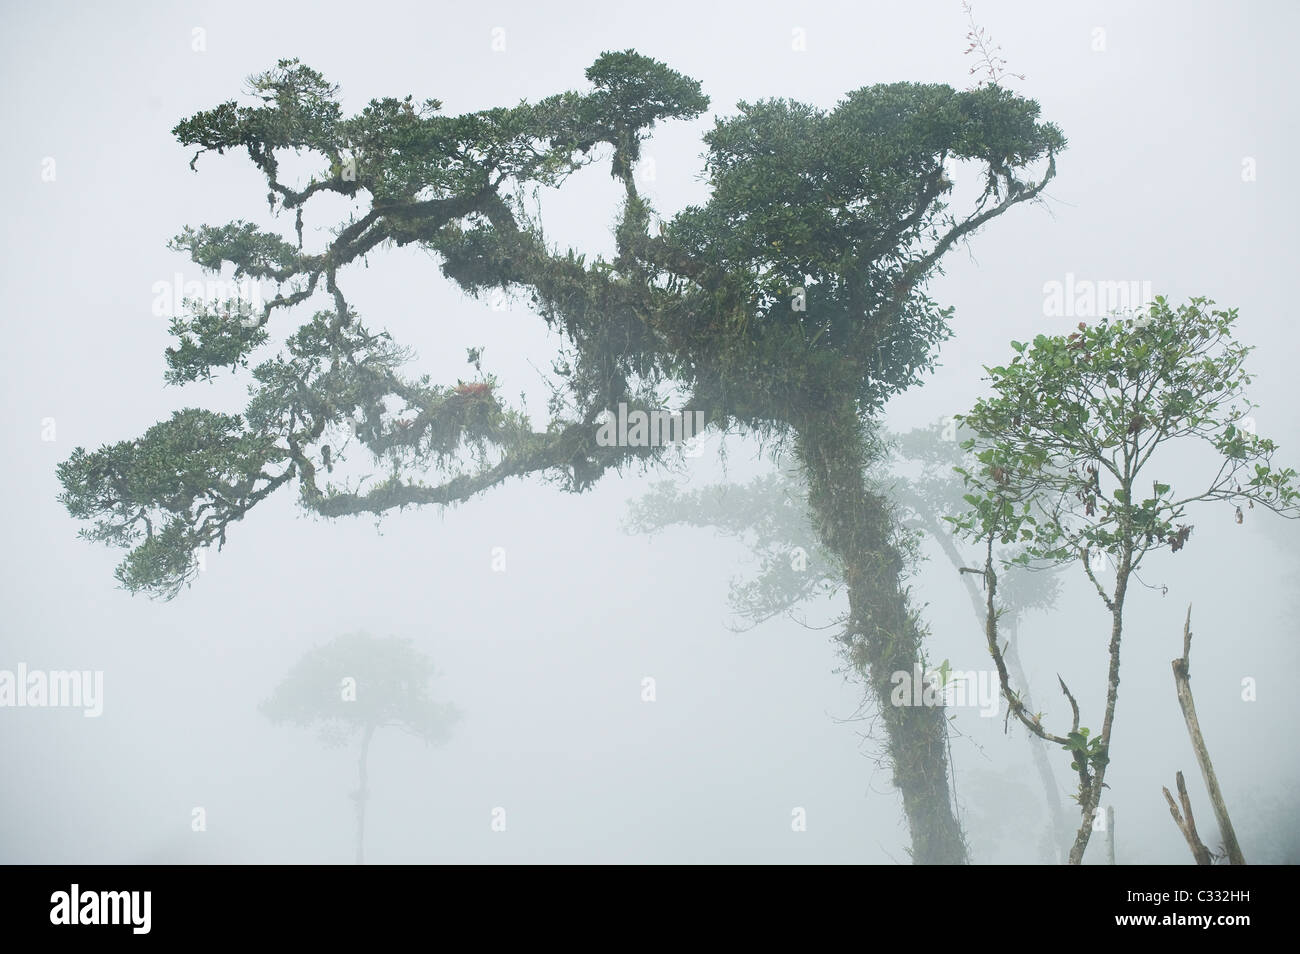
[58,52,1063,863]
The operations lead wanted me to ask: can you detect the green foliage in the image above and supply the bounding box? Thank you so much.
[173,59,343,157]
[164,299,270,384]
[1063,727,1108,773]
[171,222,302,280]
[950,297,1300,574]
[61,50,1064,599]
[57,409,287,599]
[578,50,708,174]
[670,81,1062,409]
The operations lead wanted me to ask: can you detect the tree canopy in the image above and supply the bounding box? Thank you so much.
[58,52,1063,601]
[261,632,459,748]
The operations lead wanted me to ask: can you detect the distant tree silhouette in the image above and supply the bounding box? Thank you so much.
[260,633,459,863]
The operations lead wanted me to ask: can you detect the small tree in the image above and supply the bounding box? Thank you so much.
[950,296,1300,863]
[260,633,459,864]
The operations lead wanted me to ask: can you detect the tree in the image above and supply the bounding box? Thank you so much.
[57,52,1063,862]
[950,296,1300,863]
[260,633,459,864]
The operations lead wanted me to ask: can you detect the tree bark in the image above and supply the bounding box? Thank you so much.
[1105,805,1115,865]
[1065,547,1130,865]
[1163,770,1214,865]
[798,414,967,864]
[1171,606,1246,865]
[355,722,376,865]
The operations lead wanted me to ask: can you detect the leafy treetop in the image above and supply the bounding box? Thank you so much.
[950,297,1300,593]
[59,52,1064,598]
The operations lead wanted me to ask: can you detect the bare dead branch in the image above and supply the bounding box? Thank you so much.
[1163,770,1213,865]
[1170,606,1246,864]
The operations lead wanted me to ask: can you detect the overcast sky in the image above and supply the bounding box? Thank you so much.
[1,0,1296,863]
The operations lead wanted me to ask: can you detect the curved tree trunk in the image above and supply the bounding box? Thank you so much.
[938,530,1070,862]
[797,412,967,864]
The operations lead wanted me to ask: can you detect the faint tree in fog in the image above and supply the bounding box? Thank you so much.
[890,422,1071,862]
[260,633,459,863]
[626,423,1073,861]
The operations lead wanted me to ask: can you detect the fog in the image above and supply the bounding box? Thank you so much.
[1,0,1296,864]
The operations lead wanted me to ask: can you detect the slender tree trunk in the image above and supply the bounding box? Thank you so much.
[355,722,376,865]
[1106,806,1116,864]
[798,413,966,864]
[941,536,1070,862]
[1067,552,1129,864]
